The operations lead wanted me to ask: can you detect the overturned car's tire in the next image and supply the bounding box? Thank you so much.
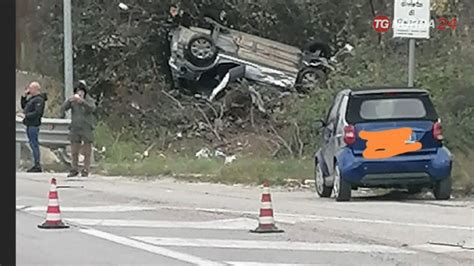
[303,41,331,58]
[295,68,327,93]
[185,35,218,67]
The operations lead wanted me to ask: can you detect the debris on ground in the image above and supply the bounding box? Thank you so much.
[224,155,237,165]
[195,148,211,158]
[195,147,237,165]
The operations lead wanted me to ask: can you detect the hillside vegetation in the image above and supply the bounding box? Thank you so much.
[17,0,473,191]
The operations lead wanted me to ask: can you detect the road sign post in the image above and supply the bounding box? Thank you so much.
[63,0,73,117]
[393,0,430,87]
[408,39,416,87]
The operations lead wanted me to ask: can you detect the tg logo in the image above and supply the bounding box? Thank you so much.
[372,15,457,33]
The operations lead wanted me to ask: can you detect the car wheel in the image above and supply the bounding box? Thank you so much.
[433,177,452,200]
[303,42,331,58]
[295,68,327,93]
[333,164,351,201]
[315,159,332,198]
[185,35,217,67]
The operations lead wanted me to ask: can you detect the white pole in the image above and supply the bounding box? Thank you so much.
[16,143,21,171]
[63,0,73,112]
[407,39,415,87]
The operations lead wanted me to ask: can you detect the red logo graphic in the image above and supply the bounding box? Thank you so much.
[373,15,458,33]
[435,17,457,31]
[373,15,391,33]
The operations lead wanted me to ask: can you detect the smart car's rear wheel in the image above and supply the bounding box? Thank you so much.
[407,186,423,194]
[315,160,332,198]
[333,165,351,201]
[433,177,452,200]
[296,68,327,93]
[186,35,217,67]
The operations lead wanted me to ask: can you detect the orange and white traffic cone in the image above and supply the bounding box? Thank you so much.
[38,178,69,229]
[250,179,284,233]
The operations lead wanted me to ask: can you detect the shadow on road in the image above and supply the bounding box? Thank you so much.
[352,190,431,202]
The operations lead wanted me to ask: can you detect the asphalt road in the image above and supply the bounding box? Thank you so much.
[16,172,474,265]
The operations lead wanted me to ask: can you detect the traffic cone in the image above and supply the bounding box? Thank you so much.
[38,178,69,229]
[250,179,284,233]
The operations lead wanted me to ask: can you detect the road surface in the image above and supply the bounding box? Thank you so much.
[17,172,474,265]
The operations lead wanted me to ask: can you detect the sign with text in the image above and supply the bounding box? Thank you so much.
[393,0,431,39]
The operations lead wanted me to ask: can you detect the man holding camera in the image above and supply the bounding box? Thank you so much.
[19,81,48,173]
[60,81,96,177]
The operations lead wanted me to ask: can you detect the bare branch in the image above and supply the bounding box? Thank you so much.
[250,105,255,129]
[161,89,184,110]
[249,86,266,113]
[205,101,219,118]
[294,121,304,158]
[269,124,293,156]
[194,103,222,141]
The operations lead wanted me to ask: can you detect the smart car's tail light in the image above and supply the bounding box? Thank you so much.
[344,125,356,145]
[433,120,443,141]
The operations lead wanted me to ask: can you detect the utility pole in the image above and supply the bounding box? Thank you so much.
[63,0,73,114]
[407,39,415,87]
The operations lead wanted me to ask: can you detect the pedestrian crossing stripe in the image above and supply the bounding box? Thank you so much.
[132,237,416,254]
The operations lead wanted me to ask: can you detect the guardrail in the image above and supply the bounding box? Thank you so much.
[16,117,97,171]
[16,117,71,171]
[16,117,71,146]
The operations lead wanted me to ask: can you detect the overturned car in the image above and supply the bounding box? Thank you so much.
[168,18,349,100]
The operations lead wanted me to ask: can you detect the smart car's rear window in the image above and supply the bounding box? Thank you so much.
[346,93,438,124]
[360,98,426,120]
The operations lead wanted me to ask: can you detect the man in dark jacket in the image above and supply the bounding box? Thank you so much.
[60,81,96,177]
[20,81,47,172]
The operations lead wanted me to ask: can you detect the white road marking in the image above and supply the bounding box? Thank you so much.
[18,203,473,231]
[79,228,223,266]
[411,244,472,253]
[133,237,416,254]
[68,218,257,230]
[157,206,473,231]
[23,205,156,212]
[225,262,326,266]
[16,196,44,201]
[16,205,27,210]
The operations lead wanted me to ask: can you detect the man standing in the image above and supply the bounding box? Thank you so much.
[20,82,47,172]
[60,81,96,177]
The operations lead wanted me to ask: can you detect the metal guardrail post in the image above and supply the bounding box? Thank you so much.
[91,145,95,166]
[16,142,21,171]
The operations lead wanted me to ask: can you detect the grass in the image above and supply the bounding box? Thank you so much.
[98,156,313,186]
[452,153,474,195]
[91,123,472,191]
[93,122,314,185]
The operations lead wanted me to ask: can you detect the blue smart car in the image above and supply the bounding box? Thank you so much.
[314,88,452,201]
